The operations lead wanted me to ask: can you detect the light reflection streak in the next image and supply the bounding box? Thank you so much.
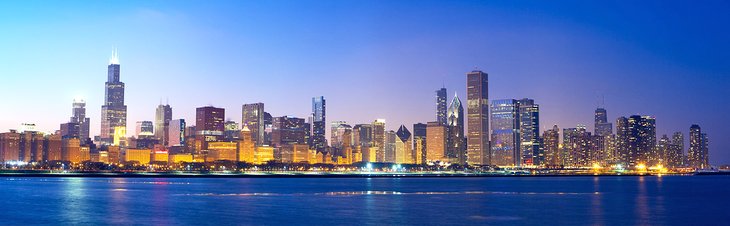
[175,191,602,197]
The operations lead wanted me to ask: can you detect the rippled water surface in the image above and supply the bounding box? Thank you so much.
[1,176,728,225]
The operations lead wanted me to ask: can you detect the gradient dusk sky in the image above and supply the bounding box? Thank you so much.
[0,1,728,164]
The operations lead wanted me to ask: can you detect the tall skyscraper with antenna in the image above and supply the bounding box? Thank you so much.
[100,49,127,144]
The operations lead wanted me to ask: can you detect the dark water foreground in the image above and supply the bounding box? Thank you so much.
[1,176,728,225]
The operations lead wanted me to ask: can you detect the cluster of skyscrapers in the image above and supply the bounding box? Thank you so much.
[0,52,712,170]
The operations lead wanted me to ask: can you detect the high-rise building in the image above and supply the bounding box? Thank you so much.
[353,124,373,162]
[168,119,186,147]
[447,93,466,165]
[413,123,427,165]
[627,115,656,167]
[135,121,154,137]
[271,116,307,147]
[372,119,386,162]
[238,125,255,163]
[426,121,446,162]
[543,125,561,167]
[688,125,709,169]
[385,130,396,163]
[263,112,273,146]
[670,132,684,168]
[242,103,265,146]
[331,122,352,157]
[311,96,327,152]
[563,126,592,167]
[517,98,541,166]
[594,108,613,136]
[615,117,630,166]
[70,99,90,143]
[195,106,225,151]
[0,131,21,162]
[395,125,413,164]
[224,121,240,141]
[436,88,447,125]
[330,121,348,149]
[44,133,62,161]
[154,104,172,146]
[490,99,520,167]
[100,49,127,144]
[466,70,489,165]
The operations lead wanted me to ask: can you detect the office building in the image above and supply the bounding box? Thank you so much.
[447,94,466,164]
[490,99,519,167]
[242,103,265,146]
[100,49,127,144]
[311,96,327,152]
[426,121,446,162]
[466,70,489,165]
[154,104,172,146]
[436,87,447,125]
[413,123,427,164]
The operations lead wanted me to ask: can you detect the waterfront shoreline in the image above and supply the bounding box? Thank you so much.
[0,171,704,178]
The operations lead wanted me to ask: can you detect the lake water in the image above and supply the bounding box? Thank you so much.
[1,176,728,225]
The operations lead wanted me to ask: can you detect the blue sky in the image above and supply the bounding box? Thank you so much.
[0,0,728,164]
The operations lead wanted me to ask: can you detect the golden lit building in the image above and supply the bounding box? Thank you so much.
[169,153,193,164]
[367,147,377,162]
[0,131,20,162]
[395,125,413,164]
[98,151,109,163]
[125,149,151,164]
[80,146,91,162]
[113,126,127,146]
[151,151,169,163]
[254,146,274,164]
[207,141,238,162]
[238,126,255,163]
[275,144,310,163]
[107,145,121,164]
[45,133,62,161]
[62,138,81,163]
[426,122,447,162]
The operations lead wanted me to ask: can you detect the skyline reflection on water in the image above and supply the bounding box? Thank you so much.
[0,176,728,225]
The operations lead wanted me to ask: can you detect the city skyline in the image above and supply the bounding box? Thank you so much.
[0,1,728,164]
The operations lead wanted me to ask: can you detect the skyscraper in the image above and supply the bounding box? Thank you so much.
[615,117,630,166]
[395,125,413,164]
[224,121,240,141]
[330,121,348,149]
[195,106,225,151]
[311,96,327,152]
[562,126,591,167]
[688,125,709,169]
[447,94,466,165]
[490,99,519,167]
[168,119,186,147]
[436,88,447,125]
[70,99,90,143]
[670,132,684,167]
[100,49,127,144]
[385,130,396,163]
[372,119,386,162]
[412,123,427,165]
[135,121,154,137]
[353,124,373,162]
[154,104,172,146]
[517,98,540,166]
[426,121,446,162]
[627,115,656,167]
[241,103,265,146]
[271,116,308,147]
[466,70,489,166]
[594,108,613,136]
[542,125,561,167]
